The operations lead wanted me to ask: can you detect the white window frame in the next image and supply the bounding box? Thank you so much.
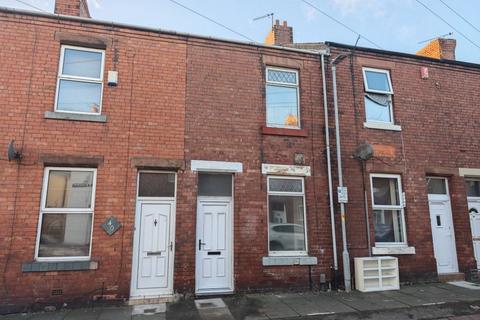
[35,167,97,262]
[54,45,105,115]
[267,176,308,256]
[370,173,407,247]
[265,66,301,129]
[362,67,395,126]
[465,178,480,200]
[362,67,394,95]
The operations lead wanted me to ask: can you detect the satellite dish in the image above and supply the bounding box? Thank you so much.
[7,140,22,162]
[353,143,374,161]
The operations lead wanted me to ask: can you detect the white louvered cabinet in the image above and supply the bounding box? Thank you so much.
[354,256,399,292]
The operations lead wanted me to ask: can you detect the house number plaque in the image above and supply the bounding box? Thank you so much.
[101,216,121,236]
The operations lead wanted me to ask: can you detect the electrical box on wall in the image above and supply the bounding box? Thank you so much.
[108,71,118,86]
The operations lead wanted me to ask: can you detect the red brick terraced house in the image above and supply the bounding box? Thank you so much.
[1,0,480,312]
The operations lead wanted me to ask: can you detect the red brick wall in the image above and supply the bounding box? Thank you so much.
[328,46,480,282]
[179,39,332,292]
[0,10,186,306]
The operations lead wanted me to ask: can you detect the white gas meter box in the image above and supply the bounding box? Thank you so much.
[337,186,348,203]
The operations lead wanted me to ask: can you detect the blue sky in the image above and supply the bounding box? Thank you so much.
[2,0,480,63]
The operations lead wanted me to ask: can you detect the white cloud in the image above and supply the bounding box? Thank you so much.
[88,0,101,9]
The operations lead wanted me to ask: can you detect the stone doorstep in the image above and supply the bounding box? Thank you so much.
[438,272,465,283]
[127,294,178,306]
[131,303,166,316]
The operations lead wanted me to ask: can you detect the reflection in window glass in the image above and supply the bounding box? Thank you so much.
[198,173,232,197]
[266,85,299,127]
[266,68,299,128]
[138,172,175,197]
[56,80,102,113]
[370,174,405,244]
[38,213,92,257]
[38,168,96,259]
[372,177,400,206]
[46,170,94,208]
[373,209,404,242]
[466,180,480,197]
[364,70,391,93]
[365,96,391,123]
[55,46,104,114]
[63,49,103,79]
[427,178,447,195]
[268,177,306,254]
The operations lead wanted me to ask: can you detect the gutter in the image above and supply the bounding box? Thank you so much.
[0,6,328,56]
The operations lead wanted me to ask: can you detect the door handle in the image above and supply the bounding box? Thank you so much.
[198,239,206,250]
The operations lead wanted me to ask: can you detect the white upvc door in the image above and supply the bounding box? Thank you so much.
[195,198,233,295]
[468,197,480,269]
[428,178,459,274]
[131,201,175,297]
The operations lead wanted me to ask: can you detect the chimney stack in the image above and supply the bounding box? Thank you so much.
[264,20,293,46]
[416,38,456,60]
[54,0,91,18]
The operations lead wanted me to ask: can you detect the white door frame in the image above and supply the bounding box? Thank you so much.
[195,196,234,295]
[130,171,177,298]
[427,177,459,274]
[466,178,480,269]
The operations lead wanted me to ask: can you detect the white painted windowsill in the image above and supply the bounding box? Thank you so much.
[363,122,402,131]
[372,246,415,255]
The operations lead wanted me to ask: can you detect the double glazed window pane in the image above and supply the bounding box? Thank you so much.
[372,177,400,206]
[56,80,102,113]
[365,96,391,123]
[427,178,447,195]
[38,213,92,258]
[269,178,302,193]
[138,172,175,197]
[374,209,404,243]
[269,195,305,252]
[364,70,391,93]
[198,173,232,197]
[46,170,94,209]
[266,85,299,127]
[466,180,480,197]
[62,49,103,79]
[267,69,297,84]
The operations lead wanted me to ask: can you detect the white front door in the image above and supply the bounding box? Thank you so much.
[195,199,233,294]
[427,177,458,274]
[468,197,480,269]
[131,201,175,297]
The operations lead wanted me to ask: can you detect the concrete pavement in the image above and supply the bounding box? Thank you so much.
[3,282,480,319]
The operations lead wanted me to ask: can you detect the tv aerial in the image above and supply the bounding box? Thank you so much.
[7,140,23,162]
[253,13,274,28]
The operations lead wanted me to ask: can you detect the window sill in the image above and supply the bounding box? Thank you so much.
[372,246,415,255]
[261,126,308,137]
[363,122,402,131]
[22,260,98,272]
[262,256,317,266]
[45,111,107,123]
